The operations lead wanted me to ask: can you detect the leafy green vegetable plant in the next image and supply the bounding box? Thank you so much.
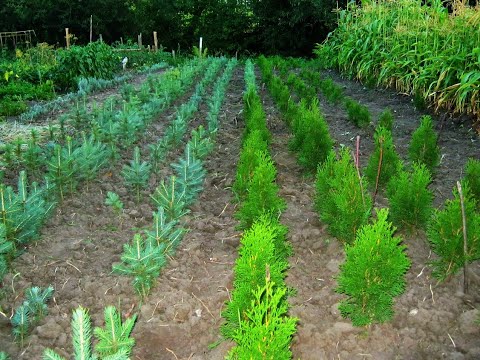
[336,208,411,326]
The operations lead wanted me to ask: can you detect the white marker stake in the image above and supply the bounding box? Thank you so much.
[199,37,203,57]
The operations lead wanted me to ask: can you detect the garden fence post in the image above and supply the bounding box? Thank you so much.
[65,28,70,48]
[154,31,158,52]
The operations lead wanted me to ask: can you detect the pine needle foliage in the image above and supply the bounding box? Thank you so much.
[11,304,29,346]
[378,108,394,132]
[427,183,480,281]
[222,218,289,340]
[345,98,371,127]
[232,130,268,202]
[315,148,372,243]
[0,224,14,281]
[188,126,214,160]
[336,209,411,327]
[151,176,189,221]
[121,146,151,203]
[112,234,165,298]
[0,352,9,360]
[94,306,136,357]
[73,135,109,184]
[145,206,187,255]
[386,162,433,231]
[226,280,297,360]
[464,158,480,207]
[235,153,286,229]
[408,115,440,173]
[46,141,76,200]
[365,126,401,190]
[105,192,123,216]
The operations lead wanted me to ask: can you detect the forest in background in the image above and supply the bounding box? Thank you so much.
[0,0,346,55]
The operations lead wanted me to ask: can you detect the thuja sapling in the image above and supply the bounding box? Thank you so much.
[315,149,372,243]
[121,146,151,203]
[336,209,411,326]
[378,108,394,131]
[408,115,440,173]
[345,97,371,127]
[386,162,433,231]
[464,158,480,207]
[427,182,480,281]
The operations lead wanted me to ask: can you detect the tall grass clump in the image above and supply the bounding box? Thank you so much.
[315,0,480,119]
[315,148,372,243]
[408,115,440,173]
[336,208,411,326]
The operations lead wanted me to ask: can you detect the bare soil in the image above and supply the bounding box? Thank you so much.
[0,64,479,360]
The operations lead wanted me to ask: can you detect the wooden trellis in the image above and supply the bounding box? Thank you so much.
[0,30,36,48]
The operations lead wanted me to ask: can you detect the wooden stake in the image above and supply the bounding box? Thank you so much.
[456,181,469,294]
[153,31,158,52]
[65,28,70,48]
[89,15,93,43]
[138,33,142,48]
[99,34,103,43]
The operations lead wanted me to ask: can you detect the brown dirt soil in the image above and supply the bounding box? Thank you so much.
[1,63,479,360]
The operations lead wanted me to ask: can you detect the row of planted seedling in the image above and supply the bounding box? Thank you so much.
[0,58,213,357]
[259,55,480,327]
[220,59,297,359]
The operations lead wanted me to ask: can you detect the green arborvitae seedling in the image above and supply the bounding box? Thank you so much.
[222,218,289,339]
[464,158,480,207]
[151,176,189,221]
[243,88,270,143]
[94,306,136,357]
[121,146,151,203]
[427,183,480,281]
[315,148,372,243]
[336,208,411,326]
[378,108,394,132]
[145,206,187,255]
[235,153,286,229]
[345,98,371,127]
[408,115,440,173]
[320,78,344,104]
[232,130,268,201]
[226,279,297,360]
[171,145,206,206]
[24,285,54,322]
[298,100,333,172]
[387,162,433,231]
[365,126,401,191]
[43,306,130,360]
[105,192,124,216]
[113,233,166,298]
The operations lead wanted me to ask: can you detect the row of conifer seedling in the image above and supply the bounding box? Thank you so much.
[258,55,480,328]
[0,57,235,359]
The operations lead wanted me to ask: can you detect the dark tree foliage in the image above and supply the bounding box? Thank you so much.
[0,0,347,56]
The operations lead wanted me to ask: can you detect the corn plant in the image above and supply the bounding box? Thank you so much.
[121,147,151,203]
[427,183,480,281]
[408,115,440,173]
[336,208,410,327]
[113,233,165,299]
[151,176,189,222]
[43,306,130,360]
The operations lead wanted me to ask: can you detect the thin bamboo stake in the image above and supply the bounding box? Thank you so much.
[89,15,93,43]
[456,181,469,294]
[65,28,70,49]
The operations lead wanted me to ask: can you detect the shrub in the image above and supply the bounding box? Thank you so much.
[378,108,394,131]
[121,147,151,203]
[427,183,480,281]
[319,78,344,104]
[243,88,270,142]
[387,162,433,231]
[345,98,371,127]
[235,153,286,229]
[464,158,480,206]
[315,148,372,243]
[365,126,402,190]
[226,280,297,360]
[221,217,289,339]
[336,208,411,326]
[408,115,440,173]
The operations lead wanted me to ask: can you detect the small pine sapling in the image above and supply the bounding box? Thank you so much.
[365,126,402,192]
[378,108,394,131]
[94,306,136,357]
[11,304,29,347]
[0,224,14,281]
[345,98,371,127]
[121,146,151,203]
[315,149,372,243]
[336,208,411,326]
[105,192,124,216]
[24,285,54,322]
[113,233,166,298]
[226,279,297,360]
[408,115,440,173]
[427,183,480,281]
[188,126,214,160]
[46,141,77,200]
[464,158,480,207]
[151,176,189,221]
[145,206,187,255]
[73,135,109,186]
[235,153,286,229]
[386,162,433,231]
[222,219,289,339]
[0,352,9,360]
[149,138,169,173]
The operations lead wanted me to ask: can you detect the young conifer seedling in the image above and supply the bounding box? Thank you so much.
[378,108,394,131]
[121,146,151,203]
[427,183,480,281]
[408,115,440,173]
[151,176,189,221]
[105,192,124,216]
[336,208,411,326]
[345,98,371,127]
[464,158,480,207]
